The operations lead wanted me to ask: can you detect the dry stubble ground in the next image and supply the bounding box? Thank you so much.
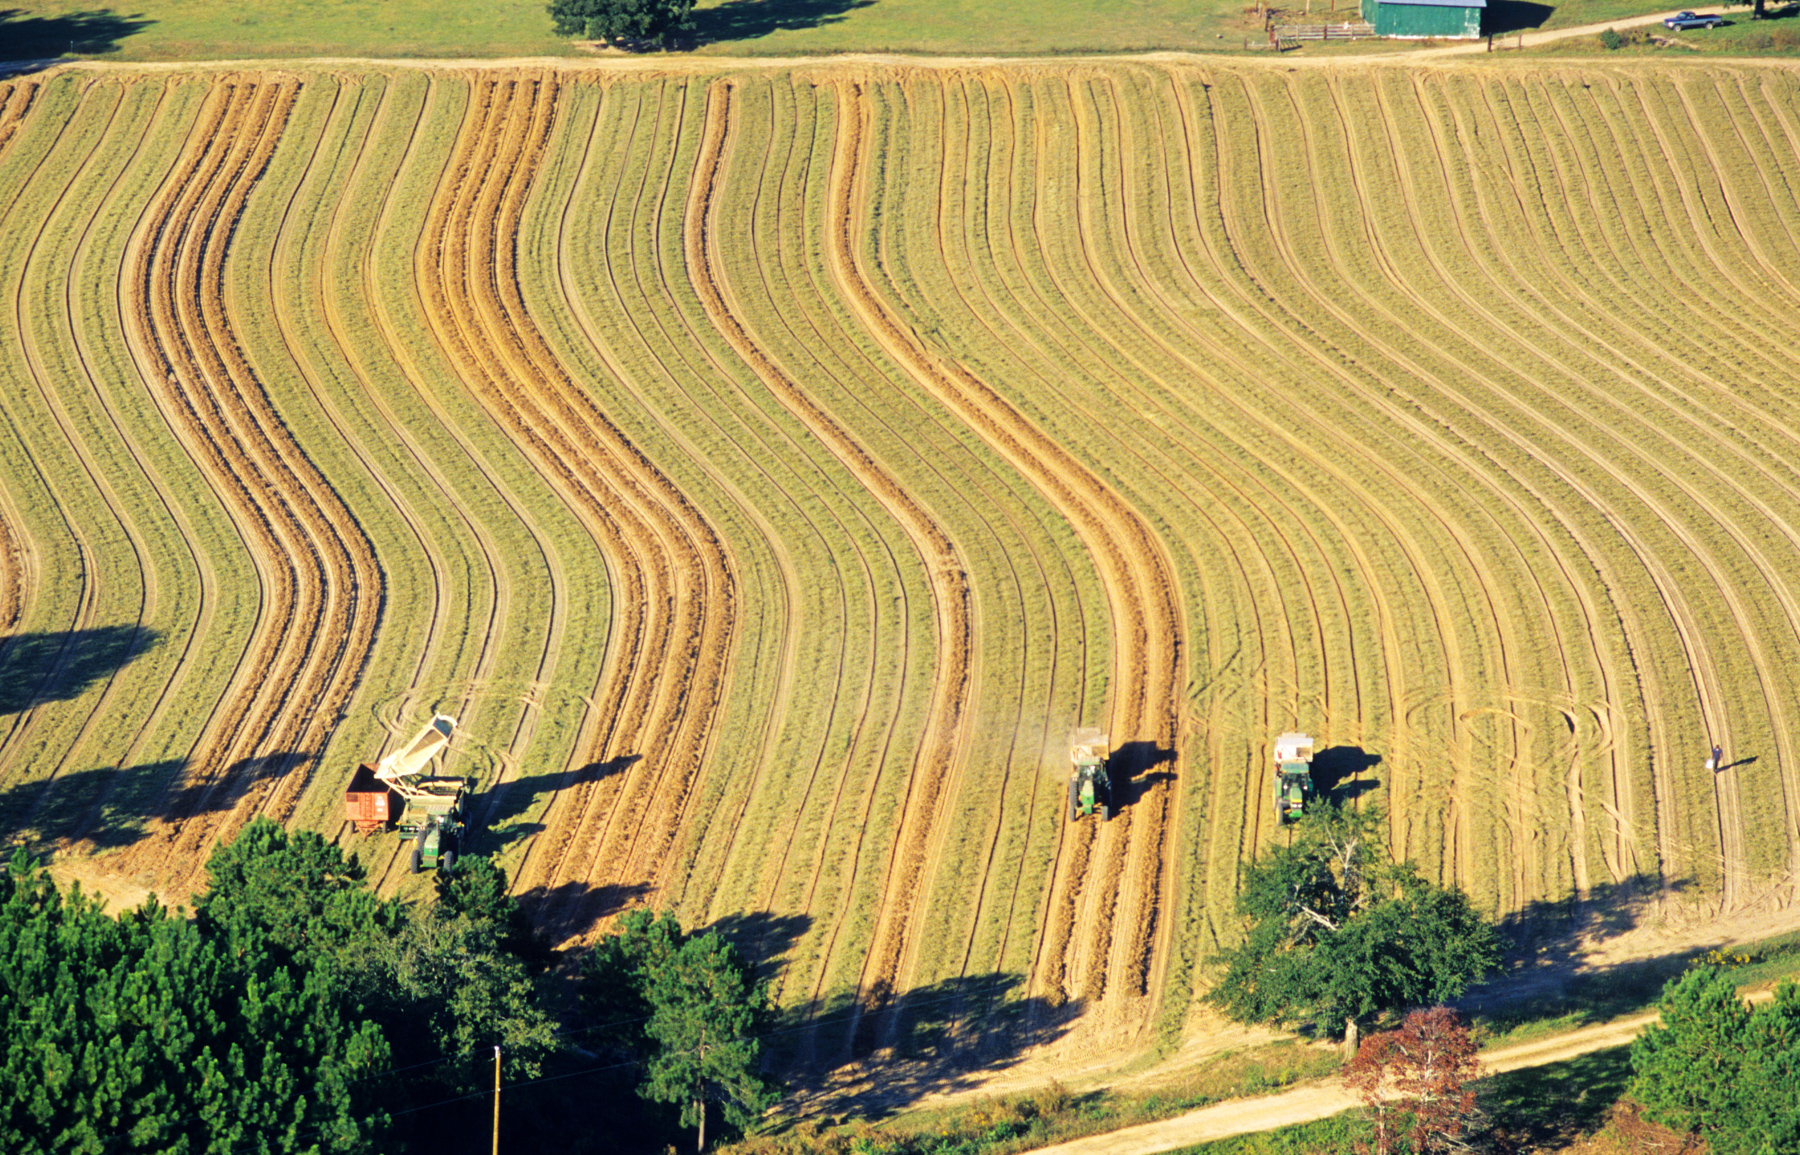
[0,54,1798,1102]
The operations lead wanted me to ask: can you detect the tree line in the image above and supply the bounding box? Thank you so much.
[0,821,775,1154]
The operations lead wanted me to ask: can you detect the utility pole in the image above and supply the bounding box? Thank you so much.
[696,1024,706,1153]
[492,1045,501,1155]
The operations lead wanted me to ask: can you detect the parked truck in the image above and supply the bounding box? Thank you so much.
[1663,11,1725,28]
[1273,731,1316,824]
[344,714,467,872]
[1069,728,1113,822]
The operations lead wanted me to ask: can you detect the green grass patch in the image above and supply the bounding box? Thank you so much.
[1,0,1735,64]
[732,1041,1338,1154]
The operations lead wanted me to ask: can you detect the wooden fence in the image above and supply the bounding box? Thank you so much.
[1270,21,1377,39]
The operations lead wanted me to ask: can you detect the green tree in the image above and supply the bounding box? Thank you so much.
[197,817,397,968]
[547,0,693,45]
[1630,967,1800,1154]
[347,906,560,1086]
[435,854,548,970]
[583,907,684,1057]
[583,911,778,1150]
[1211,804,1500,1046]
[0,848,388,1153]
[641,931,780,1150]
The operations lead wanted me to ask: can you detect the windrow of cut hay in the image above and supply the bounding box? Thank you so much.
[0,60,1797,1077]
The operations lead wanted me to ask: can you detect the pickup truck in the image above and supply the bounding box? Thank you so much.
[1663,10,1726,27]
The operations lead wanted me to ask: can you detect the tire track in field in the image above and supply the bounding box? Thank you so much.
[352,77,567,894]
[116,77,384,889]
[686,78,974,1056]
[759,79,1062,1029]
[544,82,811,927]
[926,74,1289,1001]
[1566,77,1800,898]
[417,75,736,943]
[829,77,1184,1023]
[1328,73,1622,902]
[923,76,1097,1004]
[1380,72,1777,908]
[1405,72,1800,898]
[936,76,1312,971]
[263,75,523,875]
[534,78,844,968]
[1268,71,1598,903]
[56,80,220,853]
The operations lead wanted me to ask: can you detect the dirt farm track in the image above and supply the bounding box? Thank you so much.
[4,54,1800,1083]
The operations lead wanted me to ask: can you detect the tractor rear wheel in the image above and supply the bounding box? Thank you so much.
[440,849,456,874]
[1100,803,1111,822]
[1069,779,1079,821]
[410,846,423,873]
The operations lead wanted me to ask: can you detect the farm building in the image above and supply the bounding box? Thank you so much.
[1360,0,1484,37]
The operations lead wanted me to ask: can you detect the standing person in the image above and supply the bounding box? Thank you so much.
[1710,744,1723,772]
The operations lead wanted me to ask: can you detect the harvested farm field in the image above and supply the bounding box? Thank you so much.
[3,56,1800,1084]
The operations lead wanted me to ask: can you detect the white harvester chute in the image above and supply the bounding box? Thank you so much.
[374,713,457,787]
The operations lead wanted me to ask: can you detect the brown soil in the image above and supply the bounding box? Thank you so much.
[111,76,384,896]
[413,74,737,947]
[825,77,1187,1050]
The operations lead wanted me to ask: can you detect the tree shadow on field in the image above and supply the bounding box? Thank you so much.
[1311,745,1382,803]
[702,910,813,977]
[516,879,652,945]
[1453,872,1703,1030]
[1483,0,1554,34]
[789,973,1083,1117]
[0,626,160,716]
[1111,738,1177,811]
[689,0,874,44]
[1482,1045,1635,1151]
[0,759,184,851]
[0,8,153,65]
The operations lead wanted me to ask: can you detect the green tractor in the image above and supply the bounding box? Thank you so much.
[344,714,469,873]
[1069,728,1113,822]
[1273,731,1316,824]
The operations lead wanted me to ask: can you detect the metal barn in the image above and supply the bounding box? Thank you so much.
[1359,0,1484,37]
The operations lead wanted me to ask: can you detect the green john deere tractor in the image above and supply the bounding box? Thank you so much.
[1273,731,1316,824]
[1069,728,1112,822]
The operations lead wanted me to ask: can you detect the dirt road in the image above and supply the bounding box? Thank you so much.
[1409,8,1714,54]
[1025,986,1779,1155]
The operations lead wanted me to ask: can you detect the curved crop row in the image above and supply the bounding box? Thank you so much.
[4,61,1800,1081]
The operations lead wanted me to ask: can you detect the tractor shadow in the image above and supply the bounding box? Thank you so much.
[0,625,160,715]
[1311,745,1382,803]
[788,973,1083,1117]
[0,8,153,68]
[1111,739,1177,811]
[473,753,640,849]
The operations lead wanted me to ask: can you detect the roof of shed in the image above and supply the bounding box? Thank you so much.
[1372,0,1487,8]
